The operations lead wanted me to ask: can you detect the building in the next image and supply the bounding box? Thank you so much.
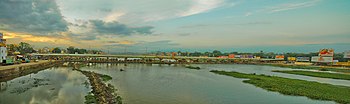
[0,32,7,63]
[38,47,51,54]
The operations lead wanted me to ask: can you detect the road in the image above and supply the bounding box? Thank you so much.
[0,60,51,71]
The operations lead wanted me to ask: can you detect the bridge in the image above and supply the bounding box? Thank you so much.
[32,54,284,64]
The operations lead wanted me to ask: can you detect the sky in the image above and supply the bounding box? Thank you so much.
[0,0,349,53]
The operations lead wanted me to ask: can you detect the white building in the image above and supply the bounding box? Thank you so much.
[0,47,7,62]
[0,32,7,63]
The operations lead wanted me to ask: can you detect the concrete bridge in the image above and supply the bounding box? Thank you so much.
[32,54,284,64]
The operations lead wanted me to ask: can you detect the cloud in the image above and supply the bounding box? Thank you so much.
[265,0,321,13]
[0,0,68,34]
[178,33,191,36]
[65,32,97,41]
[56,0,228,23]
[104,11,125,22]
[66,20,155,40]
[178,0,225,17]
[144,40,179,47]
[139,0,227,22]
[179,24,209,28]
[105,40,136,45]
[245,0,321,16]
[179,21,272,28]
[107,40,178,47]
[89,20,154,36]
[0,0,156,41]
[99,8,112,12]
[3,31,80,47]
[235,21,272,26]
[245,12,252,17]
[105,40,179,53]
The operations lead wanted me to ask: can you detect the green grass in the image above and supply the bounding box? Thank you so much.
[116,96,123,104]
[84,92,97,104]
[210,70,350,104]
[185,65,200,70]
[99,74,113,82]
[266,64,350,73]
[273,70,350,80]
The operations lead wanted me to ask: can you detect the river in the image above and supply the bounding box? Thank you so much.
[0,67,90,104]
[1,63,347,104]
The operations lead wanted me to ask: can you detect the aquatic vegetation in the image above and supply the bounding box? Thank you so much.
[210,70,350,104]
[185,65,201,70]
[116,96,123,104]
[75,69,122,104]
[99,74,113,82]
[84,92,97,104]
[83,81,90,88]
[265,64,350,73]
[10,87,30,94]
[10,78,50,94]
[273,70,350,80]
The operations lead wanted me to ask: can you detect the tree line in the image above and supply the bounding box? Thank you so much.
[7,42,36,55]
[156,50,347,61]
[65,46,102,54]
[6,42,103,55]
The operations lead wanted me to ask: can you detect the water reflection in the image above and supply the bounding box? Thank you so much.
[1,64,345,104]
[0,67,90,104]
[82,64,336,104]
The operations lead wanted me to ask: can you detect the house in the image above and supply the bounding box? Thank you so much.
[0,32,7,63]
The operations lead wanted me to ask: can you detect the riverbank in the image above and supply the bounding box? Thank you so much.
[0,60,63,82]
[264,64,350,73]
[185,65,201,70]
[272,70,350,80]
[75,69,122,104]
[0,60,51,71]
[210,70,350,104]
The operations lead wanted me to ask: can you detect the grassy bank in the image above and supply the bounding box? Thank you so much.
[210,70,350,104]
[185,65,201,70]
[266,64,350,73]
[99,74,113,82]
[84,92,97,104]
[74,69,122,104]
[273,70,350,80]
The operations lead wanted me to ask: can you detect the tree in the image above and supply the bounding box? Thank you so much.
[265,52,275,58]
[90,50,102,54]
[204,52,211,56]
[18,42,35,54]
[177,51,182,56]
[212,50,222,57]
[189,52,202,57]
[77,49,87,54]
[67,46,75,54]
[6,44,18,55]
[52,47,61,53]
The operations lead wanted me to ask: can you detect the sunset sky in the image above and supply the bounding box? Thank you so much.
[0,0,349,53]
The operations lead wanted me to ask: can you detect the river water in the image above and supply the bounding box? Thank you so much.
[82,64,339,104]
[1,64,347,104]
[0,67,90,104]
